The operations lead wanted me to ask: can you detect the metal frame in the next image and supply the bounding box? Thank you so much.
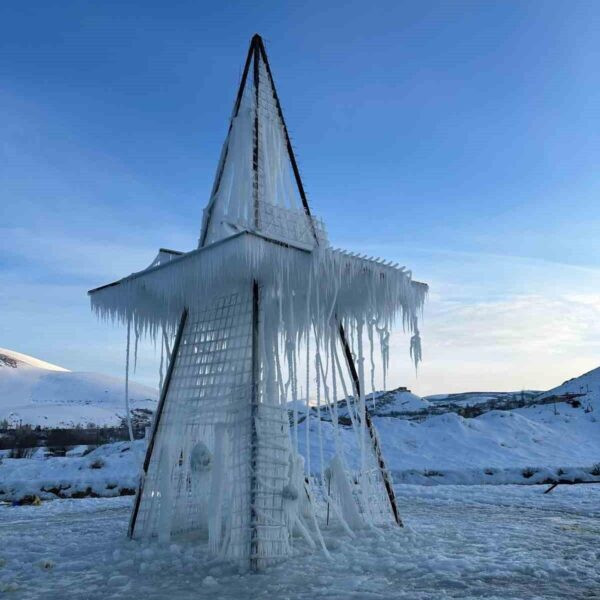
[199,33,320,248]
[338,322,403,527]
[128,309,189,538]
[129,33,402,559]
[249,280,260,570]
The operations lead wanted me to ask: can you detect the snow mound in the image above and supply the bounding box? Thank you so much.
[370,388,430,414]
[0,440,145,502]
[329,387,429,421]
[538,365,600,409]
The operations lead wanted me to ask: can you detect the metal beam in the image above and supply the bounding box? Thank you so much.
[128,309,189,538]
[199,35,257,247]
[252,39,260,230]
[256,37,319,245]
[337,322,403,527]
[249,281,260,570]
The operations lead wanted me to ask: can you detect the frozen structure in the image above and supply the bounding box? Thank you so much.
[89,34,427,571]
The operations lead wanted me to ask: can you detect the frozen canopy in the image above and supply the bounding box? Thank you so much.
[89,230,427,360]
[89,32,427,360]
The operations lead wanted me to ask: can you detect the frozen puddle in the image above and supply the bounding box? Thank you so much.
[0,485,598,599]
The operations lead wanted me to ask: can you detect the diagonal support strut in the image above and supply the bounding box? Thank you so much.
[338,322,403,527]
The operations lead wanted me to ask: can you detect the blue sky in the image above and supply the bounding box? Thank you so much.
[2,1,599,394]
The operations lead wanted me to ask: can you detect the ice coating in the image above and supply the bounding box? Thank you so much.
[89,231,427,367]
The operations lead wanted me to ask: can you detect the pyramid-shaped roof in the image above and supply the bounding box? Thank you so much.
[200,34,326,250]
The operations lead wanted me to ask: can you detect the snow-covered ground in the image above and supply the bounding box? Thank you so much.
[0,441,144,502]
[2,365,599,501]
[1,485,598,599]
[2,361,599,501]
[0,348,157,428]
[297,393,600,484]
[299,366,600,484]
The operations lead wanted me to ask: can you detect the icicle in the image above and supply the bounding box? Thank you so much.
[410,318,422,369]
[292,342,299,455]
[90,234,427,368]
[376,322,390,391]
[133,321,140,373]
[208,423,227,554]
[367,316,376,411]
[163,328,171,365]
[332,341,361,450]
[315,345,326,487]
[304,333,311,477]
[124,319,134,442]
[330,335,342,457]
[356,317,366,477]
[158,329,165,393]
[327,455,362,530]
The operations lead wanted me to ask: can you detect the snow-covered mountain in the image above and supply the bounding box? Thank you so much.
[0,348,158,428]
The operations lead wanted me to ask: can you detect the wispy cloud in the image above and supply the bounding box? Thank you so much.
[387,292,600,396]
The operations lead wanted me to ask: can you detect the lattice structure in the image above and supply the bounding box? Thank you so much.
[89,34,428,572]
[130,293,254,548]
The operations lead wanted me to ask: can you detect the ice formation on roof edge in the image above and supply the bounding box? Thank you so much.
[89,232,427,367]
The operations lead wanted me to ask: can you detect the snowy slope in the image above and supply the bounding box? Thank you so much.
[0,349,157,428]
[298,368,600,481]
[538,365,600,402]
[2,363,599,501]
[0,348,69,372]
[1,486,598,599]
[363,388,430,414]
[0,441,144,501]
[425,390,541,406]
[318,387,430,422]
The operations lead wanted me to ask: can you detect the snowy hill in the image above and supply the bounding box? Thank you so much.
[537,365,600,403]
[299,368,600,483]
[425,390,542,406]
[324,387,430,421]
[0,348,157,428]
[1,367,599,502]
[363,387,430,414]
[0,348,69,372]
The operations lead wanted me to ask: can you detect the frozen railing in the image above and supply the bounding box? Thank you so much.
[257,200,328,247]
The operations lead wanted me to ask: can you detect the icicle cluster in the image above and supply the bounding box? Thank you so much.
[89,231,427,366]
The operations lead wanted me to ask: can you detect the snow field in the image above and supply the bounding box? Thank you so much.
[0,441,144,502]
[0,485,598,599]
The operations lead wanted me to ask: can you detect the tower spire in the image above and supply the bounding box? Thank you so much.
[199,34,321,249]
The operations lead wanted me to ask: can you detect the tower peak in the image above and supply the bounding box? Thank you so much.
[199,36,324,249]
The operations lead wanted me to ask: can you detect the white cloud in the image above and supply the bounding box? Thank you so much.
[386,292,600,396]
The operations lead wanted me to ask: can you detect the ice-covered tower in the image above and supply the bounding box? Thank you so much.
[89,34,427,571]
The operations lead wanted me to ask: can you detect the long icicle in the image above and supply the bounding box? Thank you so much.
[133,321,140,373]
[158,328,165,393]
[124,319,134,442]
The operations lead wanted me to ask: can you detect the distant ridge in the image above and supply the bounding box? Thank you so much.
[0,348,157,428]
[0,347,70,372]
